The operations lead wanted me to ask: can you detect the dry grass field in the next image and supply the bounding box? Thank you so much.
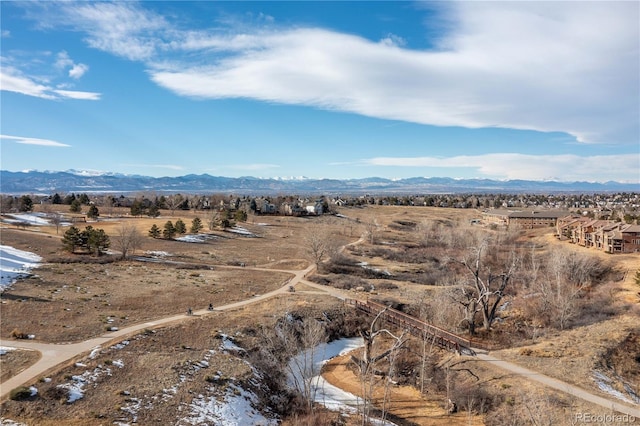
[1,204,638,425]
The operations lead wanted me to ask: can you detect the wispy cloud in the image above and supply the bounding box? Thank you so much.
[1,134,71,147]
[52,89,100,100]
[0,64,100,100]
[55,51,89,79]
[24,2,639,144]
[357,153,640,183]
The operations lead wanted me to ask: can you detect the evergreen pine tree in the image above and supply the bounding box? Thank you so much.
[190,217,203,234]
[62,226,82,253]
[174,219,187,234]
[149,224,161,238]
[87,204,99,219]
[70,199,82,213]
[163,221,176,239]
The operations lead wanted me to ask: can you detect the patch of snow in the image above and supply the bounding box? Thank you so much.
[57,365,113,403]
[0,419,28,425]
[112,359,124,368]
[358,262,392,276]
[3,213,50,226]
[88,346,101,359]
[112,340,130,350]
[0,346,17,356]
[219,334,244,353]
[29,386,38,397]
[288,337,365,412]
[180,383,277,426]
[593,371,637,404]
[226,227,256,237]
[176,234,208,243]
[175,233,221,243]
[0,245,43,290]
[43,377,52,383]
[144,251,171,257]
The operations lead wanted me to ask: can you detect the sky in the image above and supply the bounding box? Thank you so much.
[1,1,639,183]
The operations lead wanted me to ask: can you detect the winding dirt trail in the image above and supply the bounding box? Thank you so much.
[0,263,316,400]
[2,239,639,420]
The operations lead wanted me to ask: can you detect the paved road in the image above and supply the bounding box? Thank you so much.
[0,263,316,400]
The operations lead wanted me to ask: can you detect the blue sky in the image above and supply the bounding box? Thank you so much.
[1,1,639,183]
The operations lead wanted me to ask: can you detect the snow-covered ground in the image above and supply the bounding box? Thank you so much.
[2,213,51,226]
[593,371,640,405]
[0,346,17,356]
[0,245,42,291]
[226,226,257,237]
[288,337,365,412]
[175,234,220,243]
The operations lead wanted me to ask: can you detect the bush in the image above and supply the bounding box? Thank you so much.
[10,328,28,339]
[9,386,33,401]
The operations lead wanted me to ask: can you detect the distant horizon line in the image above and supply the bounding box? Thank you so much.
[2,169,638,185]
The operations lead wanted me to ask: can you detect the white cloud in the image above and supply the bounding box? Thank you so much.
[51,2,169,61]
[68,63,89,79]
[1,134,71,147]
[55,51,74,69]
[360,153,640,183]
[0,65,100,100]
[2,30,11,38]
[53,89,100,100]
[55,51,89,79]
[148,2,637,144]
[27,2,640,144]
[379,33,406,47]
[0,66,56,99]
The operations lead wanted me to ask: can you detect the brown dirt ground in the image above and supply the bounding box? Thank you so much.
[322,353,484,425]
[1,205,638,425]
[0,349,41,383]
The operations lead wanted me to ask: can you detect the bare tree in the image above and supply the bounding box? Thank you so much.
[208,209,221,231]
[305,225,339,270]
[364,219,380,244]
[451,238,518,334]
[540,248,599,329]
[354,308,406,425]
[165,194,184,216]
[113,223,142,260]
[283,317,328,413]
[256,315,328,415]
[50,213,64,235]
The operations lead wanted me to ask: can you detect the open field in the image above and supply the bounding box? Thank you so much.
[1,205,639,424]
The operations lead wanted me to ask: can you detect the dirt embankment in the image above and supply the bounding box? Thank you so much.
[321,354,483,425]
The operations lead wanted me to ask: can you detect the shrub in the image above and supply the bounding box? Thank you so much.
[9,386,33,401]
[10,328,28,339]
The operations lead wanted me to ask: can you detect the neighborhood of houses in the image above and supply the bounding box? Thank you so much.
[482,209,640,254]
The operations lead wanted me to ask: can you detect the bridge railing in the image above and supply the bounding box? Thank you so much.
[346,298,481,355]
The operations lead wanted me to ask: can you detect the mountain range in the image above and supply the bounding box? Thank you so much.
[1,170,638,195]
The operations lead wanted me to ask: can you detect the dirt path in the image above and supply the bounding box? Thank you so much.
[475,352,640,418]
[0,263,316,400]
[2,238,638,419]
